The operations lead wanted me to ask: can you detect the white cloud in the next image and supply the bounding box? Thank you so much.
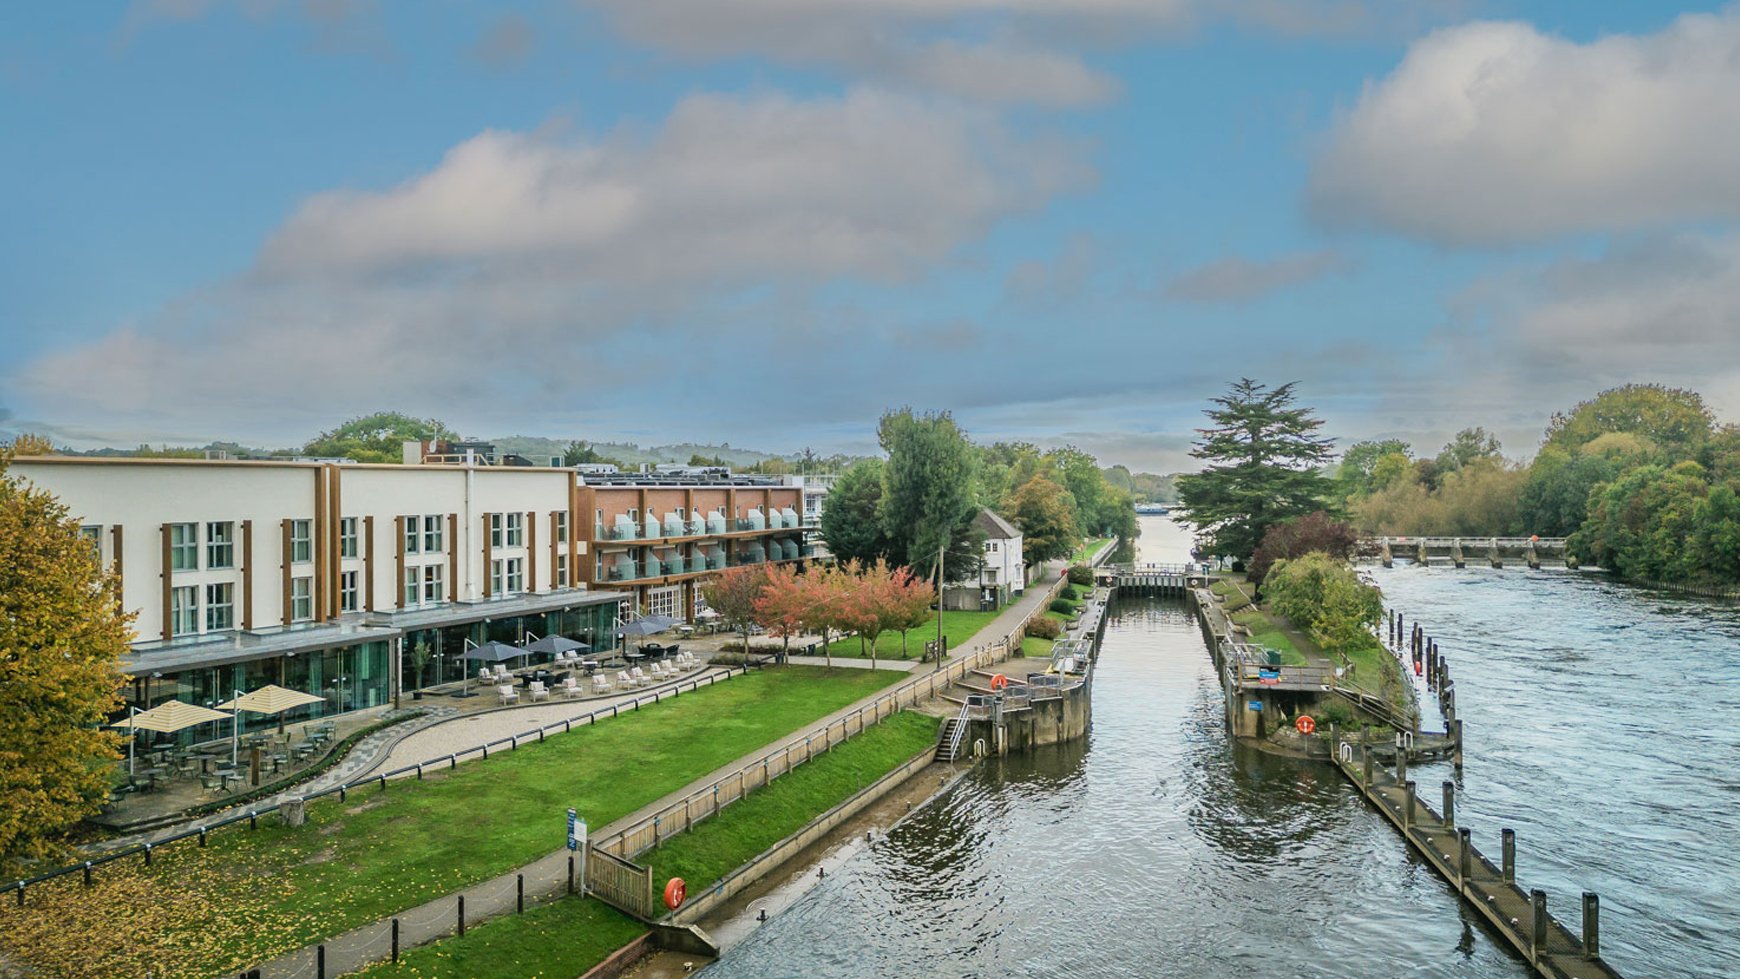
[1165,248,1352,303]
[16,89,1086,439]
[1310,10,1740,245]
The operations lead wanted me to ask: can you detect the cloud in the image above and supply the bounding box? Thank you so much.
[15,88,1087,441]
[577,0,1463,106]
[1164,248,1351,303]
[473,13,536,67]
[1310,10,1740,245]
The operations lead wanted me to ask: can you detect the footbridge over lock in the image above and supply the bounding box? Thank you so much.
[1362,537,1576,570]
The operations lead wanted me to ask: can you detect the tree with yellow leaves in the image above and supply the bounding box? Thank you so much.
[0,446,129,873]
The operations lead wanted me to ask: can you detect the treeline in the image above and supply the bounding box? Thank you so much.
[822,410,1139,580]
[1341,384,1740,584]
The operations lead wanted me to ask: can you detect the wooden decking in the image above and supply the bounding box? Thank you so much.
[1331,739,1622,979]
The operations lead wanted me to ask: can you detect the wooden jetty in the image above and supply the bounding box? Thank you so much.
[1330,736,1621,979]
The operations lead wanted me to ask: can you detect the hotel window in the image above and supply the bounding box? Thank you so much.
[170,585,198,636]
[423,514,443,553]
[404,567,419,607]
[403,515,421,555]
[340,571,359,612]
[505,513,523,548]
[506,557,524,594]
[79,525,102,558]
[490,513,504,548]
[170,522,198,571]
[207,521,234,569]
[339,517,358,559]
[491,559,504,597]
[422,564,443,605]
[291,576,313,622]
[291,520,313,562]
[556,554,569,588]
[206,582,234,631]
[555,511,569,541]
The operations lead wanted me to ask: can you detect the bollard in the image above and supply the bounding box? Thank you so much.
[1362,749,1373,789]
[13,882,22,908]
[1396,747,1408,786]
[199,827,208,848]
[317,944,326,979]
[1442,781,1455,827]
[417,763,423,781]
[568,855,576,895]
[517,873,524,913]
[458,894,466,935]
[1403,780,1416,830]
[1502,828,1516,883]
[144,843,153,866]
[392,918,400,962]
[339,785,347,803]
[1530,890,1548,964]
[83,862,92,887]
[1583,892,1600,957]
[249,810,258,830]
[1457,828,1472,889]
[1453,719,1465,770]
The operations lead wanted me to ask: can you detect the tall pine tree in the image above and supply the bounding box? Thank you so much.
[877,409,982,583]
[1176,379,1336,561]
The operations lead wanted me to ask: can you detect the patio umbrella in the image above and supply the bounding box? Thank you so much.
[111,700,233,775]
[642,614,680,629]
[216,684,326,738]
[617,619,670,638]
[523,635,591,657]
[696,608,720,620]
[462,640,526,663]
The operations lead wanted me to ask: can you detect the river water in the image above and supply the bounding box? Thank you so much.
[706,517,1735,978]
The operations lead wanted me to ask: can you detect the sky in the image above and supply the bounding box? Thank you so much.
[5,1,1740,472]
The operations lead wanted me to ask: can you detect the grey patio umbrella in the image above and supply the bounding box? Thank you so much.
[524,635,591,656]
[642,614,680,629]
[462,641,525,663]
[617,619,670,638]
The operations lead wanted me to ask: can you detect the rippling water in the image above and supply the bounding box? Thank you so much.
[708,519,1733,978]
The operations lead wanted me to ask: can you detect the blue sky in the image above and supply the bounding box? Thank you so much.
[4,1,1739,471]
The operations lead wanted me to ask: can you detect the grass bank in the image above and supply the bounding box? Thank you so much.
[1071,537,1112,564]
[356,712,938,979]
[823,608,1001,660]
[0,667,905,979]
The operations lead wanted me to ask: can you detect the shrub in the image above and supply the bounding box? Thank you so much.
[1067,565,1094,586]
[1316,701,1358,729]
[1024,616,1062,639]
[1264,553,1383,655]
[1249,511,1358,586]
[1048,598,1075,614]
[1059,585,1079,600]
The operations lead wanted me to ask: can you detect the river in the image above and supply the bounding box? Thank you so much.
[705,516,1733,978]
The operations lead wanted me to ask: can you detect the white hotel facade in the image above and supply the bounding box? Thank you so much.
[11,455,809,741]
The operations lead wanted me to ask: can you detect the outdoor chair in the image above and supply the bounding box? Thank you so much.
[478,668,493,684]
[593,675,612,694]
[561,677,583,698]
[493,665,511,680]
[498,683,519,705]
[529,681,550,702]
[664,645,681,661]
[617,671,632,689]
[630,666,648,686]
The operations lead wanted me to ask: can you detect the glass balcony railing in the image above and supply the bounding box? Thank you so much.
[663,518,686,537]
[706,517,728,534]
[644,558,663,577]
[688,519,706,535]
[606,562,638,582]
[705,555,725,570]
[664,556,685,574]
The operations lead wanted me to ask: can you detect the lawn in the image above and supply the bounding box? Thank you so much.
[1019,635,1055,658]
[823,608,1002,660]
[642,711,936,894]
[0,667,906,979]
[1070,537,1112,564]
[1342,641,1408,710]
[354,897,644,979]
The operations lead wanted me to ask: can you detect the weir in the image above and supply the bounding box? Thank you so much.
[1362,536,1576,570]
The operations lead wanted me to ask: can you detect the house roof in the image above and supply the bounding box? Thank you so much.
[976,509,1021,540]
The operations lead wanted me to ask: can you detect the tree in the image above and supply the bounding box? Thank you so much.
[304,412,457,463]
[795,563,850,668]
[566,441,624,467]
[1249,511,1358,587]
[0,449,129,872]
[752,564,808,664]
[700,565,770,656]
[1545,384,1713,457]
[821,459,893,565]
[1434,427,1504,474]
[1263,552,1383,659]
[1573,461,1710,582]
[1175,379,1336,561]
[6,433,55,456]
[888,565,935,658]
[1004,473,1078,565]
[877,409,981,582]
[1336,439,1412,500]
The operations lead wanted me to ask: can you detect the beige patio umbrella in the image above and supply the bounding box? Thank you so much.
[216,684,329,759]
[111,700,233,775]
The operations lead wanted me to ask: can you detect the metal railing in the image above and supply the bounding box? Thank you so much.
[940,702,971,762]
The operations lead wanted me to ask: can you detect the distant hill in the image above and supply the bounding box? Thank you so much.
[1102,465,1180,504]
[490,436,802,468]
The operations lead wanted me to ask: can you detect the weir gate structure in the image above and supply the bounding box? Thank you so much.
[1364,536,1573,569]
[1100,562,1196,597]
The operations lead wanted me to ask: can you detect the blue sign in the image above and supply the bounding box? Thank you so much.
[1247,700,1263,711]
[566,808,580,851]
[1257,669,1280,680]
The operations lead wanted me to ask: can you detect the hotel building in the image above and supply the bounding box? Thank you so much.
[9,455,810,739]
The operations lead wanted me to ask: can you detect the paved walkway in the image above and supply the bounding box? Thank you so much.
[254,555,1084,977]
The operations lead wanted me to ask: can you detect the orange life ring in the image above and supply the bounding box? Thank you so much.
[1295,715,1316,735]
[664,877,686,910]
[989,674,1008,691]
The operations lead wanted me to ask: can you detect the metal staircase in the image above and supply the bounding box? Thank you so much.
[935,703,971,762]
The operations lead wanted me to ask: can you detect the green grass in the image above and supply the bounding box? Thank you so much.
[1342,641,1406,709]
[355,897,644,979]
[823,608,1002,659]
[1246,629,1308,666]
[1019,635,1055,658]
[1070,537,1112,564]
[642,711,937,894]
[1,667,906,979]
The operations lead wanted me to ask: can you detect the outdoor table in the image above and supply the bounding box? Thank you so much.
[580,660,599,675]
[624,652,644,662]
[677,625,695,637]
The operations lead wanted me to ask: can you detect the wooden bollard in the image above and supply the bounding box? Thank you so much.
[458,894,466,936]
[1403,780,1416,830]
[1395,745,1408,786]
[1530,890,1548,964]
[1583,892,1600,956]
[1362,749,1373,789]
[1453,719,1464,770]
[1457,828,1472,888]
[1502,828,1516,883]
[1442,780,1455,827]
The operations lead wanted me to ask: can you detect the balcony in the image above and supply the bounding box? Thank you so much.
[663,556,686,575]
[663,516,686,537]
[735,513,767,532]
[706,516,728,535]
[605,561,638,582]
[599,522,643,541]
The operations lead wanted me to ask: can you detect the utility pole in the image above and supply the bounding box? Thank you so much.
[934,540,945,673]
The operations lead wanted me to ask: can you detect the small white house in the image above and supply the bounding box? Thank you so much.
[943,509,1025,611]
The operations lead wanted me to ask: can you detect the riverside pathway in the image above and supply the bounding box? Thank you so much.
[255,553,1087,978]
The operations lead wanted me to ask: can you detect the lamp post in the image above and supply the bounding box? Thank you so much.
[459,639,482,697]
[934,540,945,674]
[230,689,244,766]
[127,705,140,776]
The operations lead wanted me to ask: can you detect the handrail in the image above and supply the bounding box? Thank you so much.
[944,701,971,761]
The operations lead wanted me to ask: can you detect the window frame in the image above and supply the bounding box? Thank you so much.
[423,514,443,553]
[339,517,358,559]
[205,582,234,631]
[403,515,421,555]
[170,522,199,571]
[422,564,444,605]
[290,576,314,622]
[206,521,235,569]
[340,570,359,612]
[491,559,504,597]
[505,557,524,594]
[291,520,313,563]
[171,585,199,636]
[505,512,523,548]
[490,513,504,549]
